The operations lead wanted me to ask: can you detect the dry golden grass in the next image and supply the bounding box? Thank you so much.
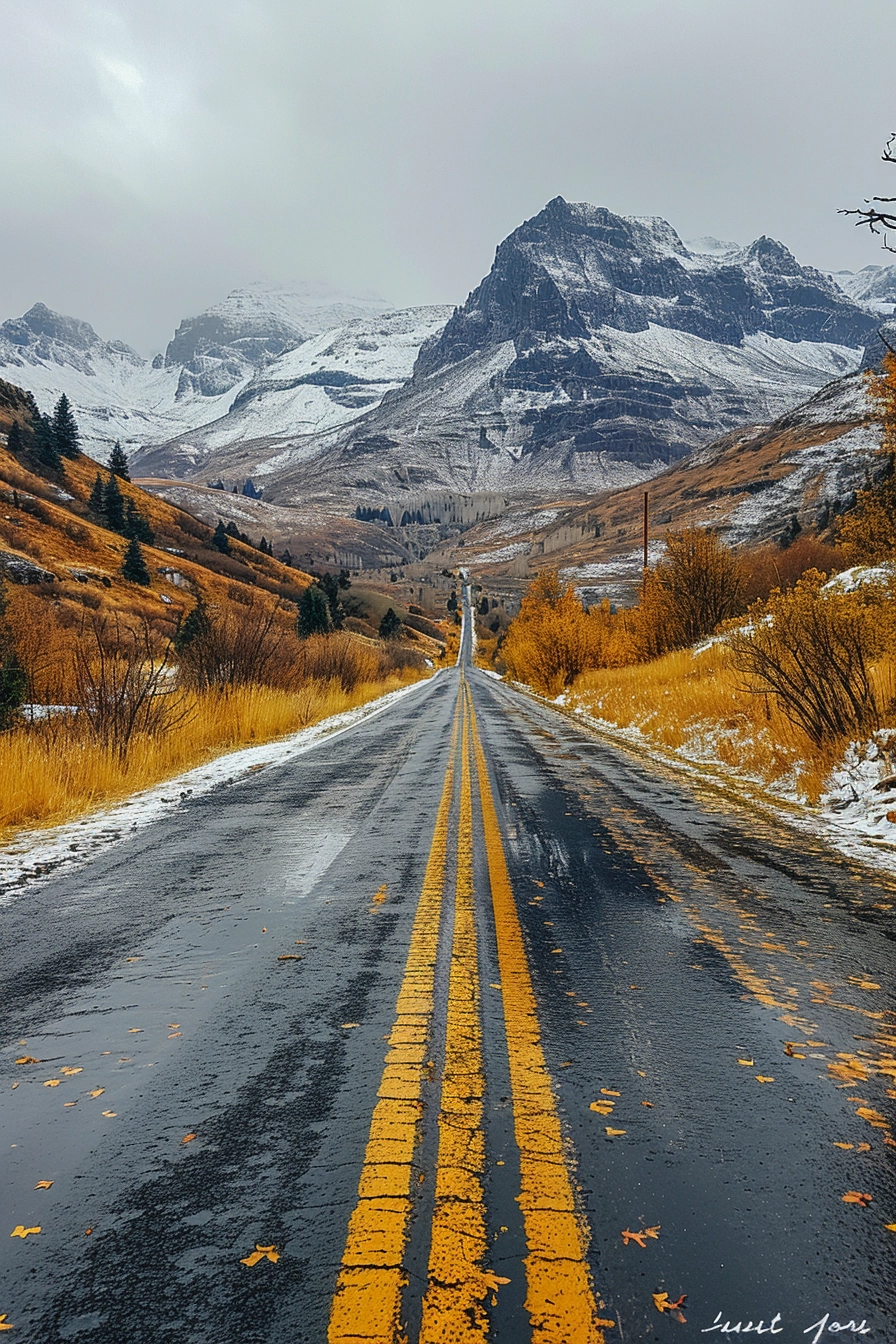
[0,668,427,840]
[567,641,876,803]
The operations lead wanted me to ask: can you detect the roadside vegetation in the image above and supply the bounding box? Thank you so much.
[489,354,896,803]
[0,381,438,838]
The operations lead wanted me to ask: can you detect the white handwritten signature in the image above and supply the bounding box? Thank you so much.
[701,1311,871,1341]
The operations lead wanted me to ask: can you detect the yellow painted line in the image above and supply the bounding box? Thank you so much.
[328,695,462,1344]
[467,686,608,1344]
[419,696,500,1342]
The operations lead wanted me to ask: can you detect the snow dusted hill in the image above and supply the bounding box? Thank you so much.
[827,265,896,316]
[0,285,402,462]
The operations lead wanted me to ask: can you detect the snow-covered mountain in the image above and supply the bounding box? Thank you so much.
[827,265,896,315]
[160,198,879,512]
[0,285,402,461]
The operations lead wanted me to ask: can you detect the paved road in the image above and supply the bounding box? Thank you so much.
[2,597,896,1343]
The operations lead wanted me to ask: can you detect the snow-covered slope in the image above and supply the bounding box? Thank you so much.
[0,285,400,462]
[170,199,878,512]
[828,265,896,315]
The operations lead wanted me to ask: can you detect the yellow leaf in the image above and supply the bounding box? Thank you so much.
[482,1272,511,1291]
[641,1100,654,1107]
[600,1088,621,1097]
[182,1133,196,1144]
[755,1076,774,1084]
[0,1315,13,1330]
[857,1143,871,1153]
[590,1102,614,1115]
[102,1110,117,1118]
[15,1056,40,1065]
[43,1080,61,1088]
[842,1191,873,1206]
[60,1067,83,1076]
[168,1024,180,1029]
[277,955,302,961]
[88,1089,104,1098]
[856,1106,888,1129]
[605,1127,626,1136]
[127,1029,142,1034]
[848,978,881,991]
[621,1225,660,1247]
[737,1059,754,1066]
[833,1143,854,1150]
[240,1243,279,1266]
[341,1023,360,1029]
[10,1226,40,1239]
[168,1032,181,1039]
[34,1181,53,1190]
[885,1223,896,1232]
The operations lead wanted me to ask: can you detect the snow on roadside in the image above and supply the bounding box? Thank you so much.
[0,673,441,902]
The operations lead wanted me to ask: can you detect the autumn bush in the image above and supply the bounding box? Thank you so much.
[837,353,896,563]
[729,571,888,745]
[633,527,746,659]
[501,572,609,695]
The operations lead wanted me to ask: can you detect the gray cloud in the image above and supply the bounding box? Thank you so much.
[0,0,892,353]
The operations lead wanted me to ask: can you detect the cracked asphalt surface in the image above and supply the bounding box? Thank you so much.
[2,608,896,1343]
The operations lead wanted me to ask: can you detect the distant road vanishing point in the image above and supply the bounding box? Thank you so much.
[2,591,895,1341]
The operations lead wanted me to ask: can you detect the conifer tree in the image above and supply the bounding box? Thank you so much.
[122,498,154,544]
[88,473,106,513]
[297,584,332,637]
[0,578,26,730]
[121,538,150,585]
[378,607,403,641]
[32,413,62,471]
[104,471,125,532]
[6,420,23,456]
[52,394,80,459]
[174,596,211,652]
[108,440,130,480]
[211,520,230,554]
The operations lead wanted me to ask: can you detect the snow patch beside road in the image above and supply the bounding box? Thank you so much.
[0,673,440,902]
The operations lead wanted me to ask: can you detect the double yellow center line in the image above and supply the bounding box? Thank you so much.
[328,679,606,1344]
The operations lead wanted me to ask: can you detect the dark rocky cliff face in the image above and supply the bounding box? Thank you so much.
[416,199,874,381]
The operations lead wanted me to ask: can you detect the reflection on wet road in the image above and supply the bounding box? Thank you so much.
[2,602,895,1342]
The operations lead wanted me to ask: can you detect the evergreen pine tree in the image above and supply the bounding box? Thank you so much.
[319,573,345,628]
[174,597,211,652]
[121,538,150,585]
[123,499,154,544]
[378,608,403,641]
[279,548,294,568]
[0,579,26,730]
[108,440,130,480]
[104,471,125,532]
[32,413,62,471]
[225,521,240,538]
[52,394,80,459]
[297,585,332,637]
[211,520,230,554]
[88,473,106,513]
[7,420,23,456]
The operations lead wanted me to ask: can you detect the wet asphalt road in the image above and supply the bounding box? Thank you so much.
[2,606,896,1344]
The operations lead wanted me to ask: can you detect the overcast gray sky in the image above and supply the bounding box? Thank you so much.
[1,0,893,353]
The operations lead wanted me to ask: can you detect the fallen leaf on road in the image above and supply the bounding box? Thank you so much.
[0,1315,13,1330]
[10,1083,18,1090]
[63,1102,76,1108]
[601,1088,621,1097]
[10,1227,40,1239]
[482,1272,511,1291]
[784,1043,805,1058]
[125,957,140,963]
[605,1128,626,1136]
[34,1181,53,1190]
[101,1110,117,1118]
[88,1089,104,1098]
[590,1102,614,1115]
[168,1024,179,1029]
[833,1143,854,1150]
[842,1191,873,1206]
[43,1080,60,1088]
[885,1223,896,1232]
[341,1023,360,1030]
[15,1056,40,1065]
[261,927,267,933]
[642,1100,654,1107]
[127,1029,142,1034]
[653,1291,687,1322]
[182,1133,196,1144]
[755,1076,774,1084]
[277,955,302,961]
[240,1244,279,1266]
[621,1225,660,1247]
[857,1143,871,1153]
[168,1032,182,1038]
[848,978,881,991]
[59,1068,82,1076]
[737,1059,754,1067]
[856,1106,888,1129]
